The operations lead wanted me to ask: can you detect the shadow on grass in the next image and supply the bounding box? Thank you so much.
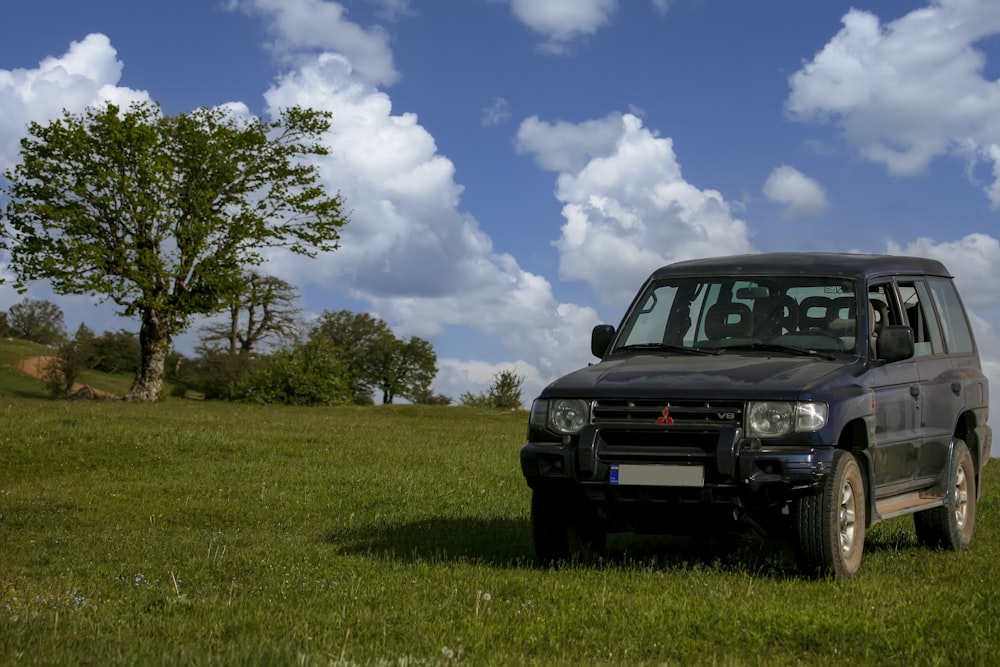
[326,516,534,567]
[605,533,798,578]
[863,524,922,553]
[325,517,798,576]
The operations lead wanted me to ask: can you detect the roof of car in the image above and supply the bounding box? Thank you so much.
[650,252,951,279]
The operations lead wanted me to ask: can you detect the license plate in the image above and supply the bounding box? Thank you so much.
[610,463,704,487]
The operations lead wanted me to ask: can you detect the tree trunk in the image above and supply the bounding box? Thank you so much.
[126,308,171,402]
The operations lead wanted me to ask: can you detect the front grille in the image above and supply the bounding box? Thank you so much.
[592,399,744,428]
[599,429,721,449]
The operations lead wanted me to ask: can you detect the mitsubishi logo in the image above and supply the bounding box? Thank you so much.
[656,407,674,424]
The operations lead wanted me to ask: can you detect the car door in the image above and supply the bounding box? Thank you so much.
[917,278,974,482]
[866,281,922,492]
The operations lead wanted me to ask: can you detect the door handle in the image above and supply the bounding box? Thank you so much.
[910,385,920,397]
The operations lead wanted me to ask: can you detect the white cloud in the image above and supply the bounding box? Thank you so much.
[786,0,1000,204]
[886,233,1000,310]
[650,0,672,15]
[372,0,413,22]
[508,0,618,53]
[258,51,602,391]
[516,113,624,172]
[436,358,548,406]
[520,113,754,306]
[0,33,150,168]
[481,97,511,126]
[763,165,829,218]
[238,0,400,86]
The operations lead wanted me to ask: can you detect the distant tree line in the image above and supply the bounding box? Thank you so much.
[1,294,522,408]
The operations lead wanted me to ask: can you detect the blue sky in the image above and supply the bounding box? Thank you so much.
[2,0,1000,413]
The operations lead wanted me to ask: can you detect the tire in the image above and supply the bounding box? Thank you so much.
[530,488,606,567]
[794,449,866,580]
[914,438,976,551]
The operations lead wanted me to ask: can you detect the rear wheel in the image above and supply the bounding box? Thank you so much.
[794,449,866,580]
[531,488,606,566]
[914,438,976,550]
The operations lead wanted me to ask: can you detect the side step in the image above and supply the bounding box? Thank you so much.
[875,491,945,520]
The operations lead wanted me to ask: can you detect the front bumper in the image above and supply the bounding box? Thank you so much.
[520,423,836,504]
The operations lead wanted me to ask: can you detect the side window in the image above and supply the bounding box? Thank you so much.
[897,280,943,357]
[927,277,974,354]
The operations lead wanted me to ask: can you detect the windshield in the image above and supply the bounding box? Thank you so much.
[615,275,860,355]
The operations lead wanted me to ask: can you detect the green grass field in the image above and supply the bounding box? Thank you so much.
[1,345,999,665]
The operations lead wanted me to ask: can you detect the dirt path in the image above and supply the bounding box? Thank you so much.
[16,356,120,399]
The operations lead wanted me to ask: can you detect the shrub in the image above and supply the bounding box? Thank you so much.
[232,338,352,406]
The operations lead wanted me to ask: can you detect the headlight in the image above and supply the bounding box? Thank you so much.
[546,398,591,434]
[747,401,827,438]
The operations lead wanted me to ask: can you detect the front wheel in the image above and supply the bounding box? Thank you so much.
[794,449,866,580]
[530,488,605,567]
[914,438,977,551]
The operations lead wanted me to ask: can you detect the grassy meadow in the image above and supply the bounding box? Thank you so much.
[1,344,999,665]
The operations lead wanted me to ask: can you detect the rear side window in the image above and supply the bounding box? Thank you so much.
[927,277,974,354]
[897,281,942,356]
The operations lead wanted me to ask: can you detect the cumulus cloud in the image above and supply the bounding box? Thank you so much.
[516,113,624,172]
[886,233,1000,310]
[508,0,618,53]
[763,165,829,218]
[0,33,150,168]
[519,113,754,305]
[786,0,1000,205]
[257,52,601,395]
[237,0,400,86]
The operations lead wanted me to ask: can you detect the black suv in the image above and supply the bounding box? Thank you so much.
[520,253,991,579]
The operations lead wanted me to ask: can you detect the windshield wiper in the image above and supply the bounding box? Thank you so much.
[616,343,720,355]
[719,342,836,361]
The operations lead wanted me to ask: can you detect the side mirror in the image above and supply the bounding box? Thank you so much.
[878,325,914,363]
[591,324,615,358]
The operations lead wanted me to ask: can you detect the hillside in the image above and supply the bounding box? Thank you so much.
[0,338,127,398]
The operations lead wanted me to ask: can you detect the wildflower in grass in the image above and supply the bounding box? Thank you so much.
[474,590,493,616]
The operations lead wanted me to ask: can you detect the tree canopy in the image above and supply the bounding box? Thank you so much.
[6,297,65,345]
[310,309,437,404]
[1,101,348,400]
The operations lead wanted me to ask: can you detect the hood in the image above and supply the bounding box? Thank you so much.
[543,351,860,401]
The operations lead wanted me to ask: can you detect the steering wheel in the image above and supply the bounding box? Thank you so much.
[804,328,847,350]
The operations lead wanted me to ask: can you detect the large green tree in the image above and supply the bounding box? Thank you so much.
[371,335,437,405]
[0,101,348,400]
[311,310,393,403]
[310,309,438,404]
